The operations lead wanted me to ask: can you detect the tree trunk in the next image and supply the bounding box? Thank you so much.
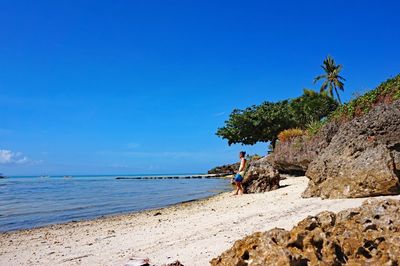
[271,138,277,150]
[334,87,342,105]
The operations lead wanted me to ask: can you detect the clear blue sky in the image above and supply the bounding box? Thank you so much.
[1,0,399,175]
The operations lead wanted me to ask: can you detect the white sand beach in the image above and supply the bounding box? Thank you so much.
[2,175,400,266]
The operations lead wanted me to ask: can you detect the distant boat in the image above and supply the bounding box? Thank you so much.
[63,175,72,179]
[39,175,50,178]
[0,173,7,179]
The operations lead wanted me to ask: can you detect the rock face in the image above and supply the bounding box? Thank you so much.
[271,120,340,175]
[303,101,400,199]
[242,156,280,193]
[211,199,400,265]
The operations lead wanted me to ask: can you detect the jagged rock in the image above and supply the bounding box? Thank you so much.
[211,199,400,265]
[271,120,340,175]
[243,156,280,193]
[303,101,400,199]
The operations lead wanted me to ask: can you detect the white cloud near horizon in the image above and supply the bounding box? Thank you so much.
[0,149,30,164]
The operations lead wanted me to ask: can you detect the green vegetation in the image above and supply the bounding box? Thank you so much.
[246,154,262,161]
[330,74,400,121]
[290,89,338,125]
[216,56,399,150]
[216,90,337,148]
[306,119,327,136]
[314,56,345,104]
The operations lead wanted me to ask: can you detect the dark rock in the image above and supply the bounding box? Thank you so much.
[211,199,400,265]
[242,156,280,193]
[303,101,400,198]
[208,162,240,175]
[163,261,184,266]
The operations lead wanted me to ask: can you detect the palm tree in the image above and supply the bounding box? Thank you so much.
[314,56,345,105]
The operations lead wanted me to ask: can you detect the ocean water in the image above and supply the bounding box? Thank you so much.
[0,175,231,232]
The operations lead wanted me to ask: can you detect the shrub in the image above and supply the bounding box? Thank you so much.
[246,154,262,161]
[306,119,327,136]
[330,74,400,121]
[278,128,306,143]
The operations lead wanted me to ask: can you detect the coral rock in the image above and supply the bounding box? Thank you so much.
[303,101,400,199]
[211,199,400,265]
[271,121,340,175]
[243,156,280,193]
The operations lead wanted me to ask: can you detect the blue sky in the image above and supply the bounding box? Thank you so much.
[1,0,399,175]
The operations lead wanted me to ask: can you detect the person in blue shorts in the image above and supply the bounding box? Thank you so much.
[233,151,247,195]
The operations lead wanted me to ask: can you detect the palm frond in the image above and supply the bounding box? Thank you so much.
[319,80,329,93]
[314,74,326,83]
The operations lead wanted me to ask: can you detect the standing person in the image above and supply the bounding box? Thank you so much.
[233,151,247,195]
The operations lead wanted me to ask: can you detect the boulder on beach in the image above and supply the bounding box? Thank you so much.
[211,199,400,265]
[303,101,400,199]
[242,156,280,193]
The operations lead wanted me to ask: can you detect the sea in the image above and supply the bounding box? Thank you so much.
[0,174,231,232]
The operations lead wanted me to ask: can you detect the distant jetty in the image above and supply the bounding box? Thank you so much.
[115,174,230,180]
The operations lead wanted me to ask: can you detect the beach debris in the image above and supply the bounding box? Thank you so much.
[62,254,93,262]
[163,261,184,266]
[153,212,162,216]
[95,235,115,242]
[125,257,151,266]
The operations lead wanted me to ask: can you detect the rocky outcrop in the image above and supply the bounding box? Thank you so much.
[303,101,400,199]
[271,120,340,175]
[211,199,400,265]
[208,162,240,175]
[243,156,280,193]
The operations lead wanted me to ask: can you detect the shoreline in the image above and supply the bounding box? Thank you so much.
[1,174,232,232]
[1,186,231,235]
[2,176,400,265]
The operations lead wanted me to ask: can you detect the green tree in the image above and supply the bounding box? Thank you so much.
[216,91,337,149]
[314,56,346,104]
[290,89,338,124]
[216,100,292,148]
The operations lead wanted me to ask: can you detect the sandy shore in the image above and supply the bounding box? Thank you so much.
[1,175,400,266]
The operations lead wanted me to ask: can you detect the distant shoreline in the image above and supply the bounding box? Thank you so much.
[115,173,232,180]
[3,173,232,179]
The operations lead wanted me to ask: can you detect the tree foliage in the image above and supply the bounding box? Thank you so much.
[216,90,338,148]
